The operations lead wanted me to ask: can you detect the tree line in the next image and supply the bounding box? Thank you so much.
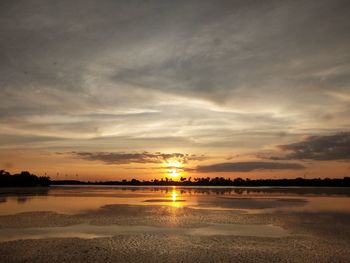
[52,176,350,187]
[0,170,50,187]
[1,169,350,187]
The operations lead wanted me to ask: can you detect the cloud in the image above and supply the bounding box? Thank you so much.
[1,0,350,161]
[274,132,350,160]
[196,161,305,173]
[71,151,206,165]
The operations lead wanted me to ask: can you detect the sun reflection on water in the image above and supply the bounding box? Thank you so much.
[168,188,183,208]
[171,191,177,202]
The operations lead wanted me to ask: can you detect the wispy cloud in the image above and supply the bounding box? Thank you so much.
[71,151,206,165]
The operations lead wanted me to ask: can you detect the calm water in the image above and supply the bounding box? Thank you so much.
[1,185,350,215]
[1,186,350,243]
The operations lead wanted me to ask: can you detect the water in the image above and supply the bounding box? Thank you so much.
[0,186,350,242]
[1,185,350,215]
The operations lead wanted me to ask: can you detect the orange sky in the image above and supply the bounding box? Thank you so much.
[1,148,349,181]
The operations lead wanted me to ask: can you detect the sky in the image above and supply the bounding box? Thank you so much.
[1,0,350,181]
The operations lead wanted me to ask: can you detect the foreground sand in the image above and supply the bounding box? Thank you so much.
[1,234,349,263]
[0,204,349,262]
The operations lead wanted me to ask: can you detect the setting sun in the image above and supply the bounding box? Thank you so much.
[170,168,179,177]
[166,159,182,178]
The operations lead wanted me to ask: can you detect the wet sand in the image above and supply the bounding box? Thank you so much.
[0,187,350,262]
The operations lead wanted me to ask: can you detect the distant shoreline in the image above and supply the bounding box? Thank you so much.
[51,177,350,187]
[2,170,350,187]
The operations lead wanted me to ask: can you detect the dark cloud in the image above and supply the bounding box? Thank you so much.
[274,132,350,160]
[71,151,206,165]
[196,161,305,173]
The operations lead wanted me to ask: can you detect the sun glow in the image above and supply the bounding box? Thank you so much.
[167,160,181,168]
[170,167,179,177]
[166,159,182,178]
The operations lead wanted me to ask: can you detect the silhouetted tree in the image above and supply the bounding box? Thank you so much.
[0,170,50,187]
